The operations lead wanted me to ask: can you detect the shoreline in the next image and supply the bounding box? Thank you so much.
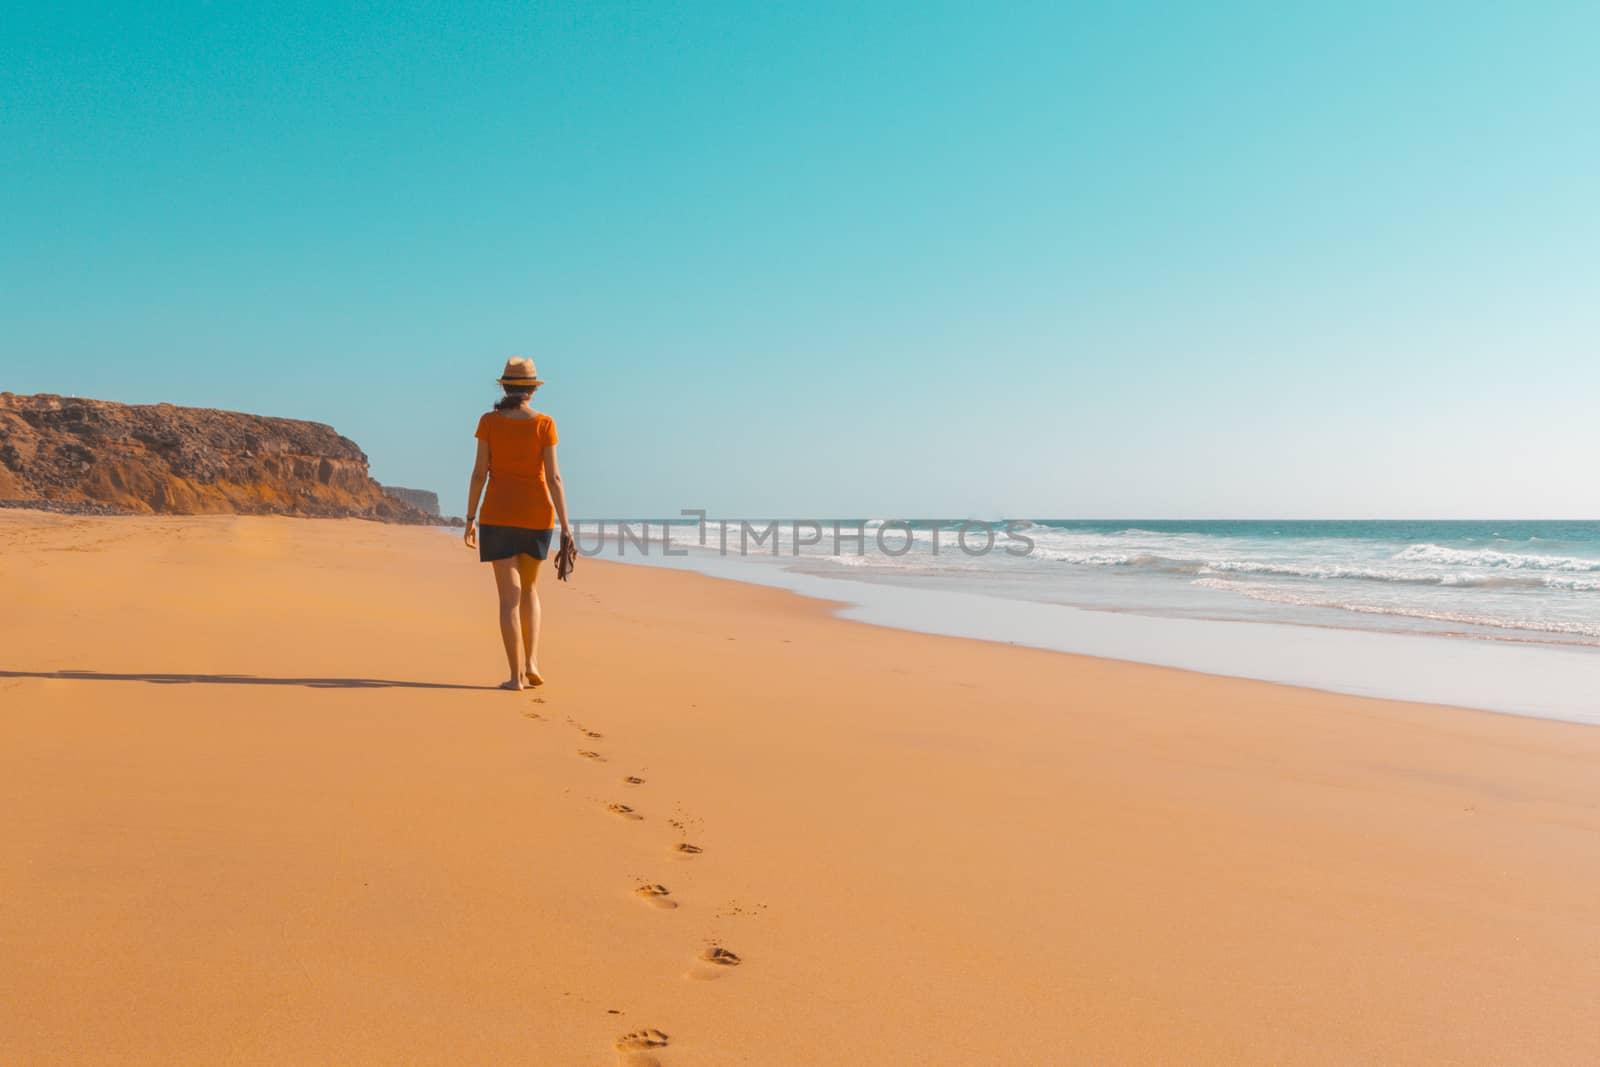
[588,546,1600,724]
[5,512,1599,1064]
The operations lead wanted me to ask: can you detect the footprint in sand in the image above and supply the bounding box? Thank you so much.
[615,1028,670,1066]
[608,803,643,820]
[585,730,604,739]
[673,843,703,855]
[616,1029,669,1050]
[634,884,677,910]
[578,750,605,761]
[623,776,645,785]
[523,711,544,720]
[688,945,742,980]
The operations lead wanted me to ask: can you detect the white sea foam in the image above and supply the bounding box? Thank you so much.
[1198,560,1600,590]
[1028,548,1139,566]
[1394,543,1600,572]
[1546,576,1600,592]
[1192,578,1600,641]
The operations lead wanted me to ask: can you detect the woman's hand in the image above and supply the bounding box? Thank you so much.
[464,518,478,549]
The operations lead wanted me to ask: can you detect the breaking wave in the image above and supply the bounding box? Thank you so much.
[1394,544,1600,573]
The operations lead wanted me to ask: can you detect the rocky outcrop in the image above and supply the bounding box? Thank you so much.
[0,393,437,523]
[381,485,441,517]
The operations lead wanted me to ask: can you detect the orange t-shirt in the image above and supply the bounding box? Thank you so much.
[475,410,559,529]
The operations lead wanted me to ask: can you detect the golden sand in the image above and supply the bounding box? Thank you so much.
[2,512,1598,1065]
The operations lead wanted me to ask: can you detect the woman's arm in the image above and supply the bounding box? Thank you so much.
[543,444,570,535]
[465,437,490,547]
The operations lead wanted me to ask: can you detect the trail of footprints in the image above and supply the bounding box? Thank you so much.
[539,703,732,1062]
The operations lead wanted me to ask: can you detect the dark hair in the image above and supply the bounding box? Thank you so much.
[494,384,538,411]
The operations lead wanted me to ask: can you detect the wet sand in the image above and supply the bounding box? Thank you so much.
[2,512,1598,1065]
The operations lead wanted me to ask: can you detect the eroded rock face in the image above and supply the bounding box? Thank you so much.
[0,393,435,523]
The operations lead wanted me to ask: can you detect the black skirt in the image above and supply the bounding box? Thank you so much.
[479,524,555,563]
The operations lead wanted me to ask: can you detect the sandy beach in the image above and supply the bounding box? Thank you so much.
[3,510,1598,1066]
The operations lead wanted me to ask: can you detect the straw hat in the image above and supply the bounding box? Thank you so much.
[496,357,546,386]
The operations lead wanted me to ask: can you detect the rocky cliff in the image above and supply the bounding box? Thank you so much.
[380,485,442,517]
[0,393,436,523]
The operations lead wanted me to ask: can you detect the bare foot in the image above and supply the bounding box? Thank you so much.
[524,662,545,686]
[498,677,525,691]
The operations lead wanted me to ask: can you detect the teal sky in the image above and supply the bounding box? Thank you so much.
[3,2,1597,518]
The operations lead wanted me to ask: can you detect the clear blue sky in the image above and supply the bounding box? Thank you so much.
[3,2,1596,518]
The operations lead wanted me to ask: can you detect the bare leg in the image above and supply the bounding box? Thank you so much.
[491,558,524,689]
[517,554,544,685]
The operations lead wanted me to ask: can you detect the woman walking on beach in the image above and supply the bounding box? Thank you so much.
[465,358,571,689]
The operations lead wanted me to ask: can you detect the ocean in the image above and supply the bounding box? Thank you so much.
[582,518,1600,721]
